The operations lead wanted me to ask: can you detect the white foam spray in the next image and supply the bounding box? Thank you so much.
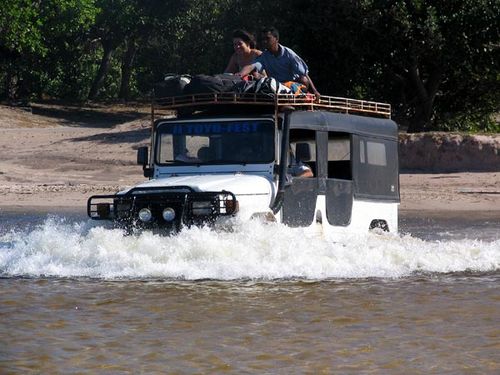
[0,217,498,280]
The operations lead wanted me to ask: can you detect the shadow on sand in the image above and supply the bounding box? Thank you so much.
[69,129,150,145]
[31,103,149,129]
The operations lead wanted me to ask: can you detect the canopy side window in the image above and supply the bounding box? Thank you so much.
[360,140,387,166]
[327,132,351,180]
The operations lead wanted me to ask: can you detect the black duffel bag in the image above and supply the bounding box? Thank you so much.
[154,74,191,101]
[183,74,242,95]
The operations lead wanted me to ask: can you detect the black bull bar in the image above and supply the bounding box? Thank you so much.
[87,186,238,227]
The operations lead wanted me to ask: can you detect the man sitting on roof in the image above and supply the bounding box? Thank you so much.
[237,26,320,98]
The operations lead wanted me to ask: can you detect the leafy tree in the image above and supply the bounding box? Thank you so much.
[359,0,499,132]
[0,0,97,101]
[432,1,499,132]
[0,0,45,99]
[1,0,497,132]
[277,0,498,132]
[87,0,131,99]
[120,0,191,99]
[86,0,192,100]
[36,0,98,100]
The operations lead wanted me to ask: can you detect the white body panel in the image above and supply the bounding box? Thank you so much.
[130,173,274,195]
[121,171,277,222]
[314,196,398,237]
[274,194,398,239]
[124,176,398,235]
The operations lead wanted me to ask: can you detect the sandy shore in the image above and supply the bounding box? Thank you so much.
[1,103,499,216]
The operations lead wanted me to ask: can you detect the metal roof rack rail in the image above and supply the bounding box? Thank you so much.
[151,93,391,122]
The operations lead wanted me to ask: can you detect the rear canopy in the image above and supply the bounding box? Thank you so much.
[288,110,399,202]
[287,111,398,140]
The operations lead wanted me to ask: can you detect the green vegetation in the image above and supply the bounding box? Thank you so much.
[1,0,498,132]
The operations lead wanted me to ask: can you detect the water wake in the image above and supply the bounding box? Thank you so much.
[0,217,499,280]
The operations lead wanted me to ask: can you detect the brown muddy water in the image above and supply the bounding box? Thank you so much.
[0,212,499,374]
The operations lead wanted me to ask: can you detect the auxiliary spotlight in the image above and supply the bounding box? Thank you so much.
[138,208,153,222]
[162,207,176,222]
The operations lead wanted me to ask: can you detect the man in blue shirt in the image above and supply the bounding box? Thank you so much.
[238,27,320,97]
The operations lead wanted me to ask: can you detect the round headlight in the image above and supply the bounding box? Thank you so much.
[162,207,176,222]
[138,208,153,222]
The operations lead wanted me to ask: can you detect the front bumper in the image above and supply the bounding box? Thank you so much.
[87,186,238,230]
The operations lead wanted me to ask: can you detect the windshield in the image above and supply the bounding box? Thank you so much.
[156,120,275,165]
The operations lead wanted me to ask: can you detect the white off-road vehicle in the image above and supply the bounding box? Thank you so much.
[88,93,399,236]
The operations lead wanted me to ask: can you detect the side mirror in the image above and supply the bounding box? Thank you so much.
[295,142,311,162]
[137,146,153,178]
[137,146,149,165]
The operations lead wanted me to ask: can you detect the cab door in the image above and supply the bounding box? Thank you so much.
[282,130,354,227]
[282,129,322,227]
[325,132,353,226]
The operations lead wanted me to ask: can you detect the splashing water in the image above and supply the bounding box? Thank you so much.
[0,217,498,280]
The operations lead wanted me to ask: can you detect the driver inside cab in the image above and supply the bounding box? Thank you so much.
[288,148,313,177]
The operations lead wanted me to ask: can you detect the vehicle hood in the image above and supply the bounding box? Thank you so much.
[123,174,274,196]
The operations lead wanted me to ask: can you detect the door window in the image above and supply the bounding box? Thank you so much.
[289,129,316,177]
[328,133,351,180]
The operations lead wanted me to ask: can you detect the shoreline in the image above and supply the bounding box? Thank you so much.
[1,172,499,216]
[2,172,499,215]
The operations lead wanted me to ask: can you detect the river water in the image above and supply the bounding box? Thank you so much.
[0,212,499,374]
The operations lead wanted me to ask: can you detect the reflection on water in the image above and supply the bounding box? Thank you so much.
[0,212,499,373]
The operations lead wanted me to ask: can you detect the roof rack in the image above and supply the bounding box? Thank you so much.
[152,93,391,121]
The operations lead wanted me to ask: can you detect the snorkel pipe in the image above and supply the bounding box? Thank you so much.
[270,112,290,214]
